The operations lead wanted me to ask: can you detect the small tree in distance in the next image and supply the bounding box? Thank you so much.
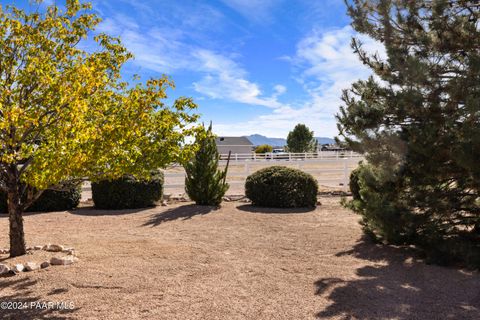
[184,124,230,206]
[255,144,273,153]
[286,124,316,153]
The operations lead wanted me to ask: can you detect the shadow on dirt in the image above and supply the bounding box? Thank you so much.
[236,204,316,214]
[0,211,58,217]
[0,277,80,319]
[68,207,147,216]
[315,237,480,319]
[142,204,217,227]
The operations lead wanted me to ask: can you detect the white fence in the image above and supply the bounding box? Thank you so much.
[163,152,363,192]
[219,151,361,162]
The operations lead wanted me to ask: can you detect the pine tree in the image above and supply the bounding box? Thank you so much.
[286,124,316,153]
[184,124,230,206]
[338,0,480,267]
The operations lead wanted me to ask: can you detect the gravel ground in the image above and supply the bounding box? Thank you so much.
[1,197,479,319]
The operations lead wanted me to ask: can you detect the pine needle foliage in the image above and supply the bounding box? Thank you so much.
[339,0,480,268]
[184,125,229,206]
[286,124,316,153]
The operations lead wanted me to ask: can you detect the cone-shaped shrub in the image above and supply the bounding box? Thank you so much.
[184,124,229,206]
[245,166,318,208]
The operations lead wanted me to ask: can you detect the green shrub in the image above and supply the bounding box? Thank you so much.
[0,183,81,213]
[245,166,318,208]
[255,144,273,153]
[185,124,229,206]
[0,191,7,213]
[92,171,164,209]
[344,163,480,269]
[349,167,361,200]
[28,185,81,212]
[421,235,480,267]
[344,163,416,245]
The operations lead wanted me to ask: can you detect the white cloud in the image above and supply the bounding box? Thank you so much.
[220,0,282,23]
[96,14,192,74]
[213,26,385,138]
[94,2,384,139]
[95,12,284,109]
[293,25,385,118]
[273,84,287,97]
[193,50,283,108]
[96,14,139,36]
[122,28,194,73]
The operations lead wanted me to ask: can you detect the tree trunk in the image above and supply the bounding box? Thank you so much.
[8,187,26,257]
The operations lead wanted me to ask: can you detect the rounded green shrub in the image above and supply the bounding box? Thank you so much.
[28,186,81,212]
[245,166,318,208]
[0,183,81,213]
[92,171,164,210]
[255,144,273,153]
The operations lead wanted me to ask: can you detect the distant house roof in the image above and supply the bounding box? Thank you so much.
[215,136,253,146]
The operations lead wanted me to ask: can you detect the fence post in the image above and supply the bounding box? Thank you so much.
[289,153,291,161]
[343,159,348,192]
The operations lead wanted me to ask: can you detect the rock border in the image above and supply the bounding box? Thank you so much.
[0,244,78,276]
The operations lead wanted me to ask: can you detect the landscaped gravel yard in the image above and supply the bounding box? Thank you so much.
[1,197,479,319]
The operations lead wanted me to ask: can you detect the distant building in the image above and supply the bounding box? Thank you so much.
[215,136,254,155]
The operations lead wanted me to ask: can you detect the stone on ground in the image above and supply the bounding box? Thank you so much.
[50,256,78,265]
[24,262,40,271]
[0,263,10,274]
[12,264,25,273]
[44,244,64,252]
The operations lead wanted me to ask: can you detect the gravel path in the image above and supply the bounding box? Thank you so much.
[1,197,479,319]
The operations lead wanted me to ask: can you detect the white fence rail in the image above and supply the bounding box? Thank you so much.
[220,151,362,162]
[163,153,363,192]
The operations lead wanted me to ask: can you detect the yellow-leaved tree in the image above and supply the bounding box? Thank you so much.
[0,1,200,257]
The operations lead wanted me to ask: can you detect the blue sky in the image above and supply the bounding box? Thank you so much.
[4,0,383,138]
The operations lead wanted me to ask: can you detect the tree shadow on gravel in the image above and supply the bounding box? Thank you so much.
[0,211,53,217]
[0,211,50,219]
[142,204,217,227]
[2,207,147,217]
[236,204,316,214]
[0,277,80,319]
[68,207,146,216]
[315,237,480,319]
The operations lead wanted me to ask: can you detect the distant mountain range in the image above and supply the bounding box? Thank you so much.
[315,137,337,145]
[245,134,286,146]
[244,134,335,146]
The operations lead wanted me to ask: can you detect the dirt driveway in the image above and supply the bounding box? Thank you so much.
[1,197,479,319]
